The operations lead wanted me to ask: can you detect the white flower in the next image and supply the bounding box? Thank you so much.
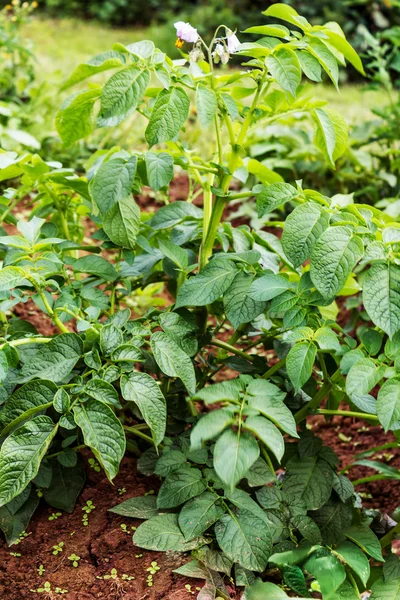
[226,29,241,54]
[212,43,229,65]
[174,21,199,44]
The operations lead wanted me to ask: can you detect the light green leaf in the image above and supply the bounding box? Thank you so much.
[150,331,196,396]
[313,107,348,167]
[85,379,121,408]
[248,272,292,302]
[133,513,206,552]
[345,524,384,562]
[0,416,58,507]
[60,51,126,90]
[283,456,333,510]
[0,266,26,292]
[0,379,57,428]
[247,580,295,599]
[267,47,301,97]
[149,201,203,230]
[303,552,346,597]
[176,259,238,308]
[371,577,400,599]
[190,408,235,450]
[73,399,125,482]
[298,50,322,81]
[282,203,329,268]
[53,388,70,414]
[21,333,83,383]
[56,88,102,146]
[145,152,174,192]
[363,262,400,338]
[263,3,310,30]
[196,84,218,128]
[98,66,149,126]
[224,272,267,330]
[145,87,190,147]
[286,341,317,392]
[192,379,244,404]
[100,324,124,356]
[215,509,272,571]
[121,371,166,446]
[109,495,158,519]
[306,38,339,89]
[244,415,284,463]
[318,28,365,75]
[179,491,225,540]
[103,196,140,249]
[158,239,188,270]
[346,357,382,414]
[314,327,341,352]
[335,541,370,586]
[71,255,118,281]
[377,378,400,432]
[213,428,260,489]
[90,156,137,215]
[256,182,299,218]
[245,379,298,437]
[269,542,314,566]
[310,226,363,298]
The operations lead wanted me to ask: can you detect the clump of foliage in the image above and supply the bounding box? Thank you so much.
[0,4,399,598]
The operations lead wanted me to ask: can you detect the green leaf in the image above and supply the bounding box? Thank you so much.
[85,379,121,409]
[269,542,314,566]
[0,416,58,507]
[0,380,57,428]
[224,272,267,330]
[263,3,310,29]
[173,559,209,579]
[298,50,322,82]
[318,28,365,75]
[192,379,243,404]
[256,182,299,218]
[215,509,272,571]
[346,357,382,414]
[145,152,174,192]
[310,226,363,298]
[190,408,235,450]
[283,456,333,510]
[133,513,206,552]
[247,580,294,599]
[282,565,310,597]
[154,450,186,477]
[149,200,203,230]
[98,66,149,126]
[282,203,329,268]
[158,239,188,270]
[196,84,218,128]
[176,259,238,308]
[121,371,166,446]
[53,388,70,414]
[71,255,118,282]
[310,498,353,545]
[267,47,301,97]
[371,577,400,600]
[21,333,83,383]
[306,38,339,89]
[109,495,158,519]
[245,379,298,437]
[345,524,384,562]
[286,341,317,392]
[0,488,39,546]
[150,331,196,396]
[43,459,86,513]
[90,156,137,215]
[243,416,284,463]
[213,428,260,489]
[100,324,124,356]
[157,466,207,509]
[73,399,125,482]
[377,378,400,431]
[303,552,346,597]
[314,327,341,352]
[313,108,348,167]
[363,262,400,338]
[103,196,140,249]
[248,272,292,302]
[145,87,190,147]
[179,491,225,541]
[56,88,101,146]
[60,51,126,90]
[0,266,26,291]
[335,541,370,586]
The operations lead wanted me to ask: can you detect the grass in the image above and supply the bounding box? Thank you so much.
[22,17,389,127]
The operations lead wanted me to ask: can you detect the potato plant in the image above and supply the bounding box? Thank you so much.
[0,4,399,598]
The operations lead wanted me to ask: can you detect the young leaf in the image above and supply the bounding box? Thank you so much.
[109,495,158,519]
[53,388,70,414]
[100,324,124,356]
[90,156,137,215]
[121,371,166,446]
[56,88,102,146]
[60,51,126,90]
[248,272,292,302]
[286,341,317,392]
[179,491,225,540]
[0,266,26,292]
[0,379,57,428]
[157,466,207,509]
[335,541,370,586]
[73,399,125,481]
[282,203,329,268]
[256,182,299,218]
[176,259,238,308]
[318,28,365,75]
[145,87,190,147]
[310,226,363,298]
[103,196,140,249]
[377,378,400,432]
[213,429,260,489]
[263,3,310,29]
[224,272,267,330]
[71,255,118,282]
[149,201,203,230]
[190,408,235,450]
[306,38,339,89]
[267,47,301,98]
[98,66,149,126]
[21,333,83,383]
[133,513,207,552]
[346,357,382,414]
[145,152,174,192]
[363,262,400,338]
[243,415,284,462]
[215,509,272,571]
[0,416,58,507]
[344,524,384,562]
[245,379,298,438]
[150,331,196,396]
[313,108,348,167]
[303,552,346,597]
[85,379,121,408]
[196,84,218,128]
[297,50,322,82]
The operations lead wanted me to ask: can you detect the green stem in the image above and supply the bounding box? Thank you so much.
[46,444,85,460]
[42,183,70,240]
[261,446,277,481]
[352,474,390,486]
[294,369,342,424]
[124,425,154,445]
[210,338,256,362]
[380,522,400,549]
[318,409,379,421]
[0,336,52,350]
[261,357,286,379]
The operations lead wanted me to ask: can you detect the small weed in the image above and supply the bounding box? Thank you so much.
[14,531,30,545]
[88,458,101,472]
[146,561,160,575]
[52,542,64,556]
[120,523,136,534]
[135,554,143,558]
[146,574,153,587]
[82,500,96,526]
[31,581,68,595]
[97,567,135,581]
[144,490,155,496]
[10,552,21,557]
[118,488,126,496]
[48,512,62,521]
[68,553,81,567]
[37,565,45,576]
[185,584,201,595]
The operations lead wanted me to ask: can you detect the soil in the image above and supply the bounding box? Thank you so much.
[1,183,399,598]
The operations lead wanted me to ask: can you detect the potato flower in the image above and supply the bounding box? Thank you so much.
[174,21,199,48]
